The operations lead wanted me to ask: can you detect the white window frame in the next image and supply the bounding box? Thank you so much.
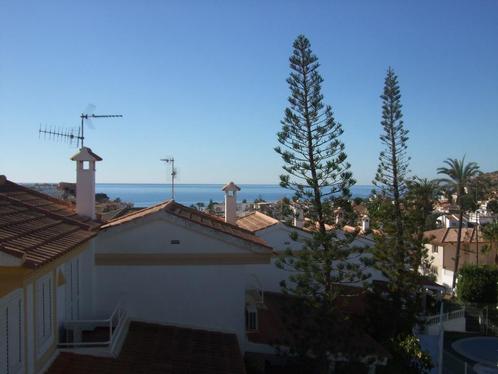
[245,305,258,331]
[0,289,25,374]
[35,273,54,358]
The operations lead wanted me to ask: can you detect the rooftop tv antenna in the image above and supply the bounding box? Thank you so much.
[39,104,123,147]
[160,157,176,200]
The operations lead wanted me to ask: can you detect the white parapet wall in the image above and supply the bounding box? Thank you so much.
[425,309,466,335]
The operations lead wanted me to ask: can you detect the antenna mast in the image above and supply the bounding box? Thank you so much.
[39,108,123,148]
[80,113,123,148]
[160,157,176,200]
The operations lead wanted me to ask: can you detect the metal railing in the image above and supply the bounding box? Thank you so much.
[464,304,498,336]
[59,301,127,349]
[426,308,466,326]
[246,274,264,304]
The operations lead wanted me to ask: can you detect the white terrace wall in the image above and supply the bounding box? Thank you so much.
[426,316,466,335]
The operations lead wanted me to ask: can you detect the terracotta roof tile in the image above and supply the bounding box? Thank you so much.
[102,200,272,250]
[236,211,280,232]
[424,227,488,245]
[0,177,99,269]
[48,321,245,374]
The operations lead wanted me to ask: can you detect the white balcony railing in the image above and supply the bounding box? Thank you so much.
[59,301,128,353]
[425,308,465,326]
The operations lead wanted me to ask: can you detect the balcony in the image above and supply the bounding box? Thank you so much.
[58,301,128,357]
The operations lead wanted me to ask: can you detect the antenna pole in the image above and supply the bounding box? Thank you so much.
[171,158,175,200]
[160,157,176,200]
[81,114,85,148]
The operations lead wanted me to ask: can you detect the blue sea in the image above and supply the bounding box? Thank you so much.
[95,184,374,207]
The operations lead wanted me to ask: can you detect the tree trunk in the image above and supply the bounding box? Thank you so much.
[452,209,465,289]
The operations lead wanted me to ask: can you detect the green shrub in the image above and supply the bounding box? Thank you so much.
[457,265,498,303]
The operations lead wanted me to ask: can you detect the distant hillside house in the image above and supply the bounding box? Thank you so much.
[236,210,384,294]
[423,227,494,288]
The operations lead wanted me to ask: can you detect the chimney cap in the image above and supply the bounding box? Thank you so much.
[222,181,240,192]
[71,147,103,162]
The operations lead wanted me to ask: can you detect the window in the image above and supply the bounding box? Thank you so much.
[36,273,54,357]
[0,290,24,374]
[245,306,258,331]
[432,245,438,253]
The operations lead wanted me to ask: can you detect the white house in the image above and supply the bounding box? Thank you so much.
[235,207,383,293]
[0,169,99,374]
[424,227,494,288]
[92,198,273,351]
[436,213,469,228]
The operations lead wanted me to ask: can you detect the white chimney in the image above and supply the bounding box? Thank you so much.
[361,215,370,232]
[222,181,240,224]
[291,204,304,228]
[71,147,102,220]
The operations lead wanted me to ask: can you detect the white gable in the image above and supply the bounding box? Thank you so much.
[97,210,267,256]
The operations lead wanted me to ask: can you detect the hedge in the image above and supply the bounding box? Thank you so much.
[457,265,498,303]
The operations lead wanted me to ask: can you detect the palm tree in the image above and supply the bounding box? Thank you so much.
[404,178,440,273]
[437,157,481,289]
[405,178,440,236]
[482,222,498,264]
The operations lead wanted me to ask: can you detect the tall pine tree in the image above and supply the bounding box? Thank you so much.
[275,35,368,371]
[370,67,421,338]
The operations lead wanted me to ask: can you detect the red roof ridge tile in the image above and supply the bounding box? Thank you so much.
[101,200,174,228]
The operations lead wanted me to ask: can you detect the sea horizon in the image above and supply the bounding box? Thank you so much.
[24,182,375,208]
[92,183,375,208]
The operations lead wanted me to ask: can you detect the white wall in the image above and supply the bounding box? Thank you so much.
[94,212,267,350]
[426,316,466,335]
[26,284,34,374]
[441,269,454,289]
[0,289,24,374]
[95,264,248,347]
[256,224,311,253]
[98,215,263,255]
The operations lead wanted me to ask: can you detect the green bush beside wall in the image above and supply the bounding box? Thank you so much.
[457,265,498,303]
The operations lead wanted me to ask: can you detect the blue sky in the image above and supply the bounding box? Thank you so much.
[1,0,497,184]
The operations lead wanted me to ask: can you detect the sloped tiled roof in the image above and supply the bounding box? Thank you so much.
[0,176,99,269]
[48,321,245,374]
[424,227,488,245]
[102,200,272,250]
[236,211,280,232]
